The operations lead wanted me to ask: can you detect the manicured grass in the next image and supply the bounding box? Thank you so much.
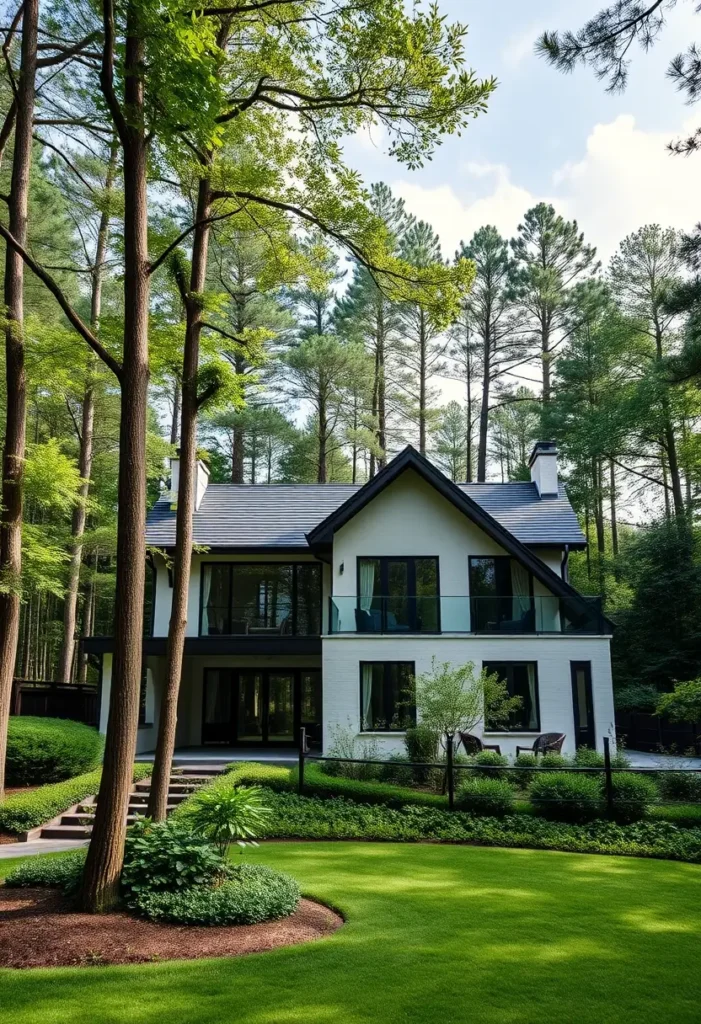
[2,842,701,1023]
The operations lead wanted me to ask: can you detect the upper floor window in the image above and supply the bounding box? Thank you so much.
[200,562,321,636]
[483,661,540,732]
[357,556,439,633]
[469,556,535,632]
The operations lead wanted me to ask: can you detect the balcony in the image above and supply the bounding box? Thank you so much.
[328,595,606,635]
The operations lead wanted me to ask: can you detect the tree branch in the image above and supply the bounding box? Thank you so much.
[0,223,123,380]
[148,206,245,276]
[36,32,100,68]
[32,133,95,192]
[99,0,128,142]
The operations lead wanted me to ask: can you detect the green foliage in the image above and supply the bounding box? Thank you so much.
[323,724,383,781]
[404,725,439,783]
[121,818,227,900]
[252,790,701,863]
[540,753,569,769]
[529,773,604,823]
[413,659,521,740]
[379,754,415,787]
[455,778,514,817]
[4,848,87,895]
[611,774,659,824]
[184,785,271,856]
[514,753,538,768]
[656,679,701,724]
[131,863,301,926]
[468,751,509,781]
[657,772,701,803]
[616,683,661,713]
[0,764,151,835]
[300,762,445,808]
[5,717,104,785]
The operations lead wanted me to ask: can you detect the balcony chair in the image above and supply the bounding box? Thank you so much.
[515,732,566,757]
[458,732,502,756]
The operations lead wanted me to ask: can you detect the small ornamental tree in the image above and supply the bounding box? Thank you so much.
[413,659,521,749]
[656,680,701,725]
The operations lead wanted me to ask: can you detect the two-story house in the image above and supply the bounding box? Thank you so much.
[85,442,615,759]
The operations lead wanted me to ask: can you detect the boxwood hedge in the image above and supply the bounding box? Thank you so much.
[6,716,104,785]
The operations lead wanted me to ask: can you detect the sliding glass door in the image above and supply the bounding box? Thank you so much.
[202,668,320,746]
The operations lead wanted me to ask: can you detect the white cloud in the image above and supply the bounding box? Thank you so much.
[391,113,701,262]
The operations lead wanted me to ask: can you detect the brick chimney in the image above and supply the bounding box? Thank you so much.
[528,441,559,498]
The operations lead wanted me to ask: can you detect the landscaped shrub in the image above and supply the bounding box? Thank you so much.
[529,772,603,823]
[572,747,630,770]
[514,753,538,768]
[297,762,445,808]
[455,778,514,817]
[184,784,270,854]
[379,753,414,787]
[121,818,226,900]
[323,724,382,780]
[610,773,659,824]
[224,762,293,791]
[540,752,569,769]
[6,717,104,785]
[657,771,701,802]
[404,725,439,783]
[132,862,300,926]
[4,848,86,894]
[0,763,151,835]
[469,750,509,781]
[252,790,701,863]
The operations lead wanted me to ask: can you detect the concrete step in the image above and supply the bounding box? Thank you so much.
[41,823,92,839]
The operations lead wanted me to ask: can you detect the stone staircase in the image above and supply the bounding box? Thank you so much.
[39,766,223,840]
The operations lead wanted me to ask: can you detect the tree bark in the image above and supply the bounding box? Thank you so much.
[57,139,119,684]
[148,175,213,820]
[0,0,38,800]
[232,424,245,482]
[477,326,490,482]
[318,392,327,483]
[418,309,427,455]
[80,15,150,912]
[170,377,181,445]
[541,319,551,406]
[609,459,619,558]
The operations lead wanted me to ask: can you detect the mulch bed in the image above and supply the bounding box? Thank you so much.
[0,888,343,968]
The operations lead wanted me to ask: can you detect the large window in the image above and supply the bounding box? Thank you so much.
[469,556,534,632]
[360,662,416,732]
[483,661,540,732]
[357,556,439,633]
[200,562,321,636]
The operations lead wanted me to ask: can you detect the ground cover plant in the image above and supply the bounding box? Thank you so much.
[0,764,151,835]
[6,717,104,785]
[1,843,700,1023]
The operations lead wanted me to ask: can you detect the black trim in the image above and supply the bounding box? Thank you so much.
[482,660,541,733]
[163,545,316,555]
[82,636,322,656]
[306,445,612,631]
[359,661,416,733]
[571,661,595,749]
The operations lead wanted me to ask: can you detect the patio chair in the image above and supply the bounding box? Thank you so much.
[458,732,501,756]
[516,733,566,757]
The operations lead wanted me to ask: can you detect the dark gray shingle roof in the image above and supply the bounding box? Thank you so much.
[146,479,584,549]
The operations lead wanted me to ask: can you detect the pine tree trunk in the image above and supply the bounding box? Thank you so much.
[0,0,38,800]
[76,559,95,685]
[318,393,327,483]
[465,330,473,482]
[232,426,245,482]
[80,20,150,912]
[477,328,490,482]
[609,459,619,558]
[418,310,427,455]
[170,378,181,445]
[148,175,212,821]
[376,314,386,469]
[541,321,551,406]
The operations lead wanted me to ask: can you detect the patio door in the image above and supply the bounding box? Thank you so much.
[571,662,595,749]
[202,668,320,746]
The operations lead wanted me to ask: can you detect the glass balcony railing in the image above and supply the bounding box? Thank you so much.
[328,595,606,635]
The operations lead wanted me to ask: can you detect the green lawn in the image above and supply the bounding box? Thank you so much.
[2,843,701,1023]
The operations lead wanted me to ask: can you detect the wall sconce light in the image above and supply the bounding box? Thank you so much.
[339,562,344,575]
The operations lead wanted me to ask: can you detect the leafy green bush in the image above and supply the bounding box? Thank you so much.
[649,803,701,828]
[185,785,270,855]
[404,725,439,783]
[297,762,445,808]
[514,753,538,768]
[4,848,86,894]
[572,748,604,769]
[122,818,226,900]
[657,771,701,802]
[132,863,300,925]
[615,683,660,713]
[224,762,293,791]
[469,750,509,780]
[253,790,701,863]
[610,773,659,824]
[529,772,603,823]
[379,753,414,787]
[0,763,151,835]
[540,753,569,768]
[455,778,514,817]
[323,724,382,781]
[6,717,104,785]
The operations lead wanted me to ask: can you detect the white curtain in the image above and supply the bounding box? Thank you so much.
[201,565,212,634]
[527,663,538,729]
[511,560,531,619]
[361,664,374,729]
[359,561,376,612]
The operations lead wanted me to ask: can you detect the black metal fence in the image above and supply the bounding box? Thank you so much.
[616,711,700,755]
[10,680,99,726]
[297,728,701,813]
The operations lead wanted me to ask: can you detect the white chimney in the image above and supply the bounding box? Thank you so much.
[169,454,210,510]
[529,441,559,498]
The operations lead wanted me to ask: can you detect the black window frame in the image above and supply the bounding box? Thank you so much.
[356,556,440,633]
[469,556,535,633]
[198,561,323,637]
[482,660,541,733]
[359,661,416,733]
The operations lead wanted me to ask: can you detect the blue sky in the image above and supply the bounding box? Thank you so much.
[343,0,700,261]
